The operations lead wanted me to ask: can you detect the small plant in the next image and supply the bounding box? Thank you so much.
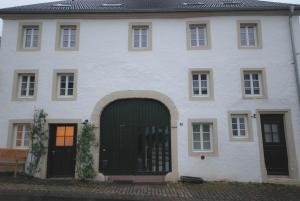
[76,122,96,180]
[27,108,48,177]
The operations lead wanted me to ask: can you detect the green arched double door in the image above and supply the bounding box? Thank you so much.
[100,99,171,175]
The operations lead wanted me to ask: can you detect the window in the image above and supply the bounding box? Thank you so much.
[237,20,262,49]
[23,26,39,49]
[189,69,214,100]
[186,21,211,50]
[58,74,74,97]
[14,124,30,148]
[52,69,78,101]
[241,69,267,99]
[18,74,35,98]
[56,22,80,51]
[192,123,212,152]
[128,23,152,51]
[228,111,253,142]
[17,22,42,51]
[55,126,75,147]
[12,70,38,101]
[188,119,218,156]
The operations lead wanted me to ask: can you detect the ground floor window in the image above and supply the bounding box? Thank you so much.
[14,124,30,148]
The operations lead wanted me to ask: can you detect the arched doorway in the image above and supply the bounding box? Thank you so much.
[100,99,171,175]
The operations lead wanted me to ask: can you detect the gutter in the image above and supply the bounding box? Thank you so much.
[289,6,300,107]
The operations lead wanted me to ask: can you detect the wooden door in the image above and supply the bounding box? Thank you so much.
[47,124,77,178]
[100,99,171,175]
[260,114,289,175]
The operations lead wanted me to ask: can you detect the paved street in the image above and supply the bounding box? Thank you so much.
[0,174,300,201]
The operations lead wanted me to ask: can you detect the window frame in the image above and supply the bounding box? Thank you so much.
[189,68,214,101]
[17,22,42,51]
[7,119,33,149]
[228,111,253,142]
[188,118,218,157]
[52,69,78,101]
[55,22,80,51]
[128,22,152,51]
[241,68,267,99]
[237,20,262,49]
[12,69,39,101]
[13,123,31,148]
[186,21,211,50]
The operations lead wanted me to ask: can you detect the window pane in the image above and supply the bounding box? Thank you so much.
[65,137,73,146]
[200,74,207,80]
[193,142,201,150]
[67,89,73,96]
[203,142,211,150]
[193,88,199,95]
[56,137,65,146]
[192,74,199,81]
[240,130,246,136]
[193,133,200,141]
[264,124,271,132]
[193,124,200,132]
[232,130,238,136]
[56,127,65,137]
[203,132,210,141]
[202,124,210,132]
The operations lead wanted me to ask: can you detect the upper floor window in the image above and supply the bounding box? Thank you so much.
[186,21,211,50]
[241,68,267,99]
[12,70,38,101]
[14,124,30,148]
[23,26,39,49]
[129,23,152,51]
[237,20,262,49]
[18,74,35,98]
[189,69,214,100]
[17,22,42,51]
[56,22,80,51]
[52,69,78,101]
[58,73,74,97]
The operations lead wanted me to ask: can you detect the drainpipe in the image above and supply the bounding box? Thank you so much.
[289,6,300,107]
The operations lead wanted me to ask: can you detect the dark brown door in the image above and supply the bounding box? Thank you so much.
[47,124,77,178]
[260,114,289,175]
[100,99,171,175]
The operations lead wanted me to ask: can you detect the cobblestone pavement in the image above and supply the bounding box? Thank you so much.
[0,175,300,201]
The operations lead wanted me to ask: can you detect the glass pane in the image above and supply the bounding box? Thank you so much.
[254,89,260,95]
[67,89,73,96]
[193,142,201,150]
[56,127,65,137]
[240,130,246,136]
[201,88,208,95]
[193,80,199,88]
[271,124,278,132]
[231,117,237,124]
[202,124,210,132]
[264,124,271,132]
[203,132,210,141]
[232,123,238,129]
[240,123,245,129]
[60,89,66,96]
[192,124,200,132]
[65,137,73,146]
[252,73,259,80]
[192,74,198,81]
[245,89,251,95]
[201,81,207,87]
[273,132,280,143]
[232,130,238,136]
[203,142,211,150]
[244,74,250,80]
[56,137,65,146]
[65,126,74,137]
[239,117,245,123]
[264,133,272,143]
[193,133,200,141]
[193,88,199,95]
[200,74,207,80]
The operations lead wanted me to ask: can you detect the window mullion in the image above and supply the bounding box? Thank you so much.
[198,74,202,95]
[22,125,25,147]
[250,73,254,95]
[65,75,69,96]
[200,124,203,151]
[30,28,34,48]
[246,27,249,46]
[68,28,71,48]
[139,29,142,48]
[26,76,30,96]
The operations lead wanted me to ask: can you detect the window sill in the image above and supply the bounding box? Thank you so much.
[55,47,79,51]
[12,97,36,101]
[189,95,214,101]
[128,47,152,51]
[242,95,266,99]
[53,96,77,101]
[17,48,40,52]
[187,46,210,50]
[189,150,218,157]
[230,137,253,142]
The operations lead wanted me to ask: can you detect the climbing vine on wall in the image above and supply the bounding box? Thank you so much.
[76,122,96,180]
[27,108,48,177]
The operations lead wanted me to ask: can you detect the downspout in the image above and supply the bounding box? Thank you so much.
[289,6,300,107]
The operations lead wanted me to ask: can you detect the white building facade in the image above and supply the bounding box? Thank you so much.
[0,0,300,184]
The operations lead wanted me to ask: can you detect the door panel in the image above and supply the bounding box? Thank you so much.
[100,99,171,175]
[47,124,77,178]
[260,114,289,175]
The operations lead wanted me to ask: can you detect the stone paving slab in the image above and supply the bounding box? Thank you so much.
[0,175,300,201]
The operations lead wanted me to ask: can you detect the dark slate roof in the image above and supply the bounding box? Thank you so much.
[0,0,299,14]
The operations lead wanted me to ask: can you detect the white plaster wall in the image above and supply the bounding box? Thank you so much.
[0,15,299,182]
